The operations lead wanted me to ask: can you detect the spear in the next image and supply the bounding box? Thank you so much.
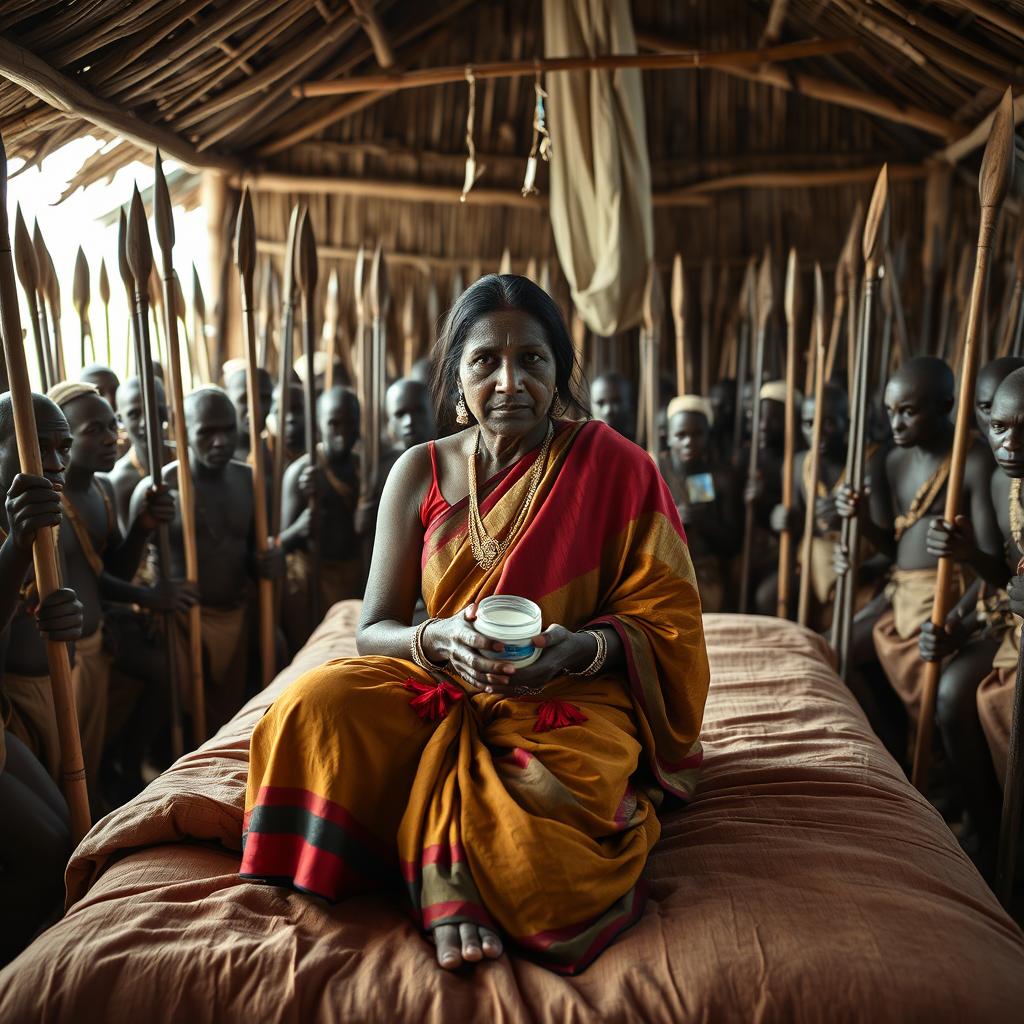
[44,248,66,380]
[671,252,686,395]
[883,240,911,369]
[642,263,662,461]
[739,250,773,614]
[12,207,49,390]
[73,246,91,368]
[426,275,440,351]
[914,91,1016,793]
[234,188,276,687]
[777,247,799,619]
[154,151,206,745]
[401,289,417,378]
[192,265,211,384]
[322,266,340,392]
[98,258,111,367]
[295,208,321,629]
[498,247,512,276]
[451,267,465,306]
[32,222,62,384]
[835,166,889,678]
[700,259,713,394]
[117,209,133,379]
[1003,222,1024,358]
[257,257,279,371]
[798,263,827,627]
[0,136,90,841]
[172,272,197,388]
[732,258,755,464]
[272,204,302,541]
[369,244,389,490]
[148,263,166,371]
[126,186,184,759]
[824,203,862,384]
[525,256,538,283]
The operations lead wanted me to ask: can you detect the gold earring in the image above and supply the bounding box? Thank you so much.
[551,386,564,417]
[456,394,470,425]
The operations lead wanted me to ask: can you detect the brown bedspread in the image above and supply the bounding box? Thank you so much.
[1,606,1022,1023]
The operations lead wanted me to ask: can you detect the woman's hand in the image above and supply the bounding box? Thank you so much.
[495,625,593,695]
[421,603,516,690]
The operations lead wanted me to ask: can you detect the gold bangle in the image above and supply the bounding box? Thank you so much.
[566,629,607,677]
[411,617,444,671]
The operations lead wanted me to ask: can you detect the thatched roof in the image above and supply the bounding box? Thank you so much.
[0,0,1021,353]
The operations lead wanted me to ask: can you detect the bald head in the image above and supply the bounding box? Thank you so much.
[116,375,167,450]
[386,378,435,450]
[884,357,954,448]
[590,372,635,441]
[976,357,1024,434]
[225,366,273,438]
[185,386,238,470]
[0,392,72,491]
[80,364,120,410]
[988,368,1024,477]
[317,385,360,459]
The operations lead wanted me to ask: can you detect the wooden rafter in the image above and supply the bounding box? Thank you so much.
[349,0,396,68]
[946,0,1024,41]
[637,29,964,140]
[0,33,240,173]
[292,37,857,97]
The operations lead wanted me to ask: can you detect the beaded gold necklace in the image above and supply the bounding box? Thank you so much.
[468,420,553,571]
[894,455,951,541]
[1009,478,1024,562]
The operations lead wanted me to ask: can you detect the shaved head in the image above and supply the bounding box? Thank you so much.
[976,357,1024,433]
[887,357,954,405]
[185,385,235,424]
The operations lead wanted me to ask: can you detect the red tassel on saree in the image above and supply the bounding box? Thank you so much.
[240,420,709,974]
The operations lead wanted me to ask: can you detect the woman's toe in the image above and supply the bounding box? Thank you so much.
[434,924,462,969]
[459,922,483,962]
[479,926,503,959]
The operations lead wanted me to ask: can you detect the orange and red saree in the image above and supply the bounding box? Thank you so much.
[240,420,709,973]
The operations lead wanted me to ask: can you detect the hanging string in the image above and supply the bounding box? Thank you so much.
[460,66,484,203]
[522,67,552,198]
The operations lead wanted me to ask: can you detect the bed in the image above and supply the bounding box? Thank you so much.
[1,604,1022,1023]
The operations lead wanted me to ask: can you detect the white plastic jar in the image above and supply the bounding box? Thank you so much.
[475,595,543,667]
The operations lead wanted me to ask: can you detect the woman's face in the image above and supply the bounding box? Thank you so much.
[458,309,557,435]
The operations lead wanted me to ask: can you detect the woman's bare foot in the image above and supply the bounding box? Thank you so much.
[432,922,503,969]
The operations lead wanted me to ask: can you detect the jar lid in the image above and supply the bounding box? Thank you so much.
[475,595,542,641]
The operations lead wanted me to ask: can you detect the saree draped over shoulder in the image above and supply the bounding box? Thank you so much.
[240,420,709,973]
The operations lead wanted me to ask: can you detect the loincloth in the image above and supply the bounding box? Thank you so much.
[3,671,59,780]
[976,616,1021,786]
[286,550,363,614]
[72,628,113,791]
[873,567,965,720]
[175,603,248,734]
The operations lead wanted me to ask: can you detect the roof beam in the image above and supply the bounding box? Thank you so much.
[348,0,396,68]
[636,29,964,140]
[292,37,857,97]
[945,0,1024,41]
[0,33,240,173]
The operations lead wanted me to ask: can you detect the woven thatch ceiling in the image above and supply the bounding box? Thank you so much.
[0,0,1020,197]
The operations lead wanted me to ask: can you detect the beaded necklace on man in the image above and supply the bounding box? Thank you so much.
[893,455,952,541]
[468,420,554,572]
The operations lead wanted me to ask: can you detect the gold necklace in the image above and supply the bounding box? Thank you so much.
[468,420,553,571]
[1009,478,1024,557]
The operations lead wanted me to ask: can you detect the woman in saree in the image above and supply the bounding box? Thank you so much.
[240,274,710,974]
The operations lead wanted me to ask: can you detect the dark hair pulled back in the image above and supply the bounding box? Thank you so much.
[429,274,588,429]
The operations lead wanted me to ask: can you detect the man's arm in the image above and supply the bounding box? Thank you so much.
[106,476,175,579]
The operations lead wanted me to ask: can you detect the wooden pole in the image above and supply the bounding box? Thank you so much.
[642,264,662,461]
[1002,223,1024,358]
[835,166,890,679]
[191,265,212,384]
[739,251,773,614]
[117,210,134,379]
[353,244,371,470]
[401,289,417,378]
[798,264,827,627]
[73,246,90,369]
[777,247,798,619]
[912,91,1017,792]
[234,188,276,688]
[98,258,111,368]
[33,225,65,385]
[293,38,856,96]
[671,253,686,395]
[369,244,390,491]
[322,266,340,392]
[732,258,755,464]
[126,188,184,760]
[0,136,90,842]
[700,260,713,395]
[12,206,49,391]
[271,204,302,541]
[295,209,321,630]
[154,151,206,745]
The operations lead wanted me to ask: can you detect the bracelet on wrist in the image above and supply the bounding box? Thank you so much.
[411,616,445,672]
[566,628,608,678]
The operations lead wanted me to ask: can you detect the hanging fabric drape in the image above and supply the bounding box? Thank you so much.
[543,0,653,336]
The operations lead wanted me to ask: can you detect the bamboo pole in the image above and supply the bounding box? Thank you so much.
[700,260,713,395]
[126,187,184,760]
[642,263,662,461]
[0,135,90,843]
[154,151,206,745]
[671,253,686,395]
[191,264,212,384]
[294,38,855,96]
[234,188,276,688]
[98,258,111,367]
[12,206,49,391]
[322,266,340,392]
[913,91,1017,792]
[73,246,90,368]
[295,208,321,630]
[798,264,827,627]
[368,244,389,491]
[401,289,417,378]
[835,166,889,679]
[777,247,798,619]
[272,204,302,541]
[739,251,773,614]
